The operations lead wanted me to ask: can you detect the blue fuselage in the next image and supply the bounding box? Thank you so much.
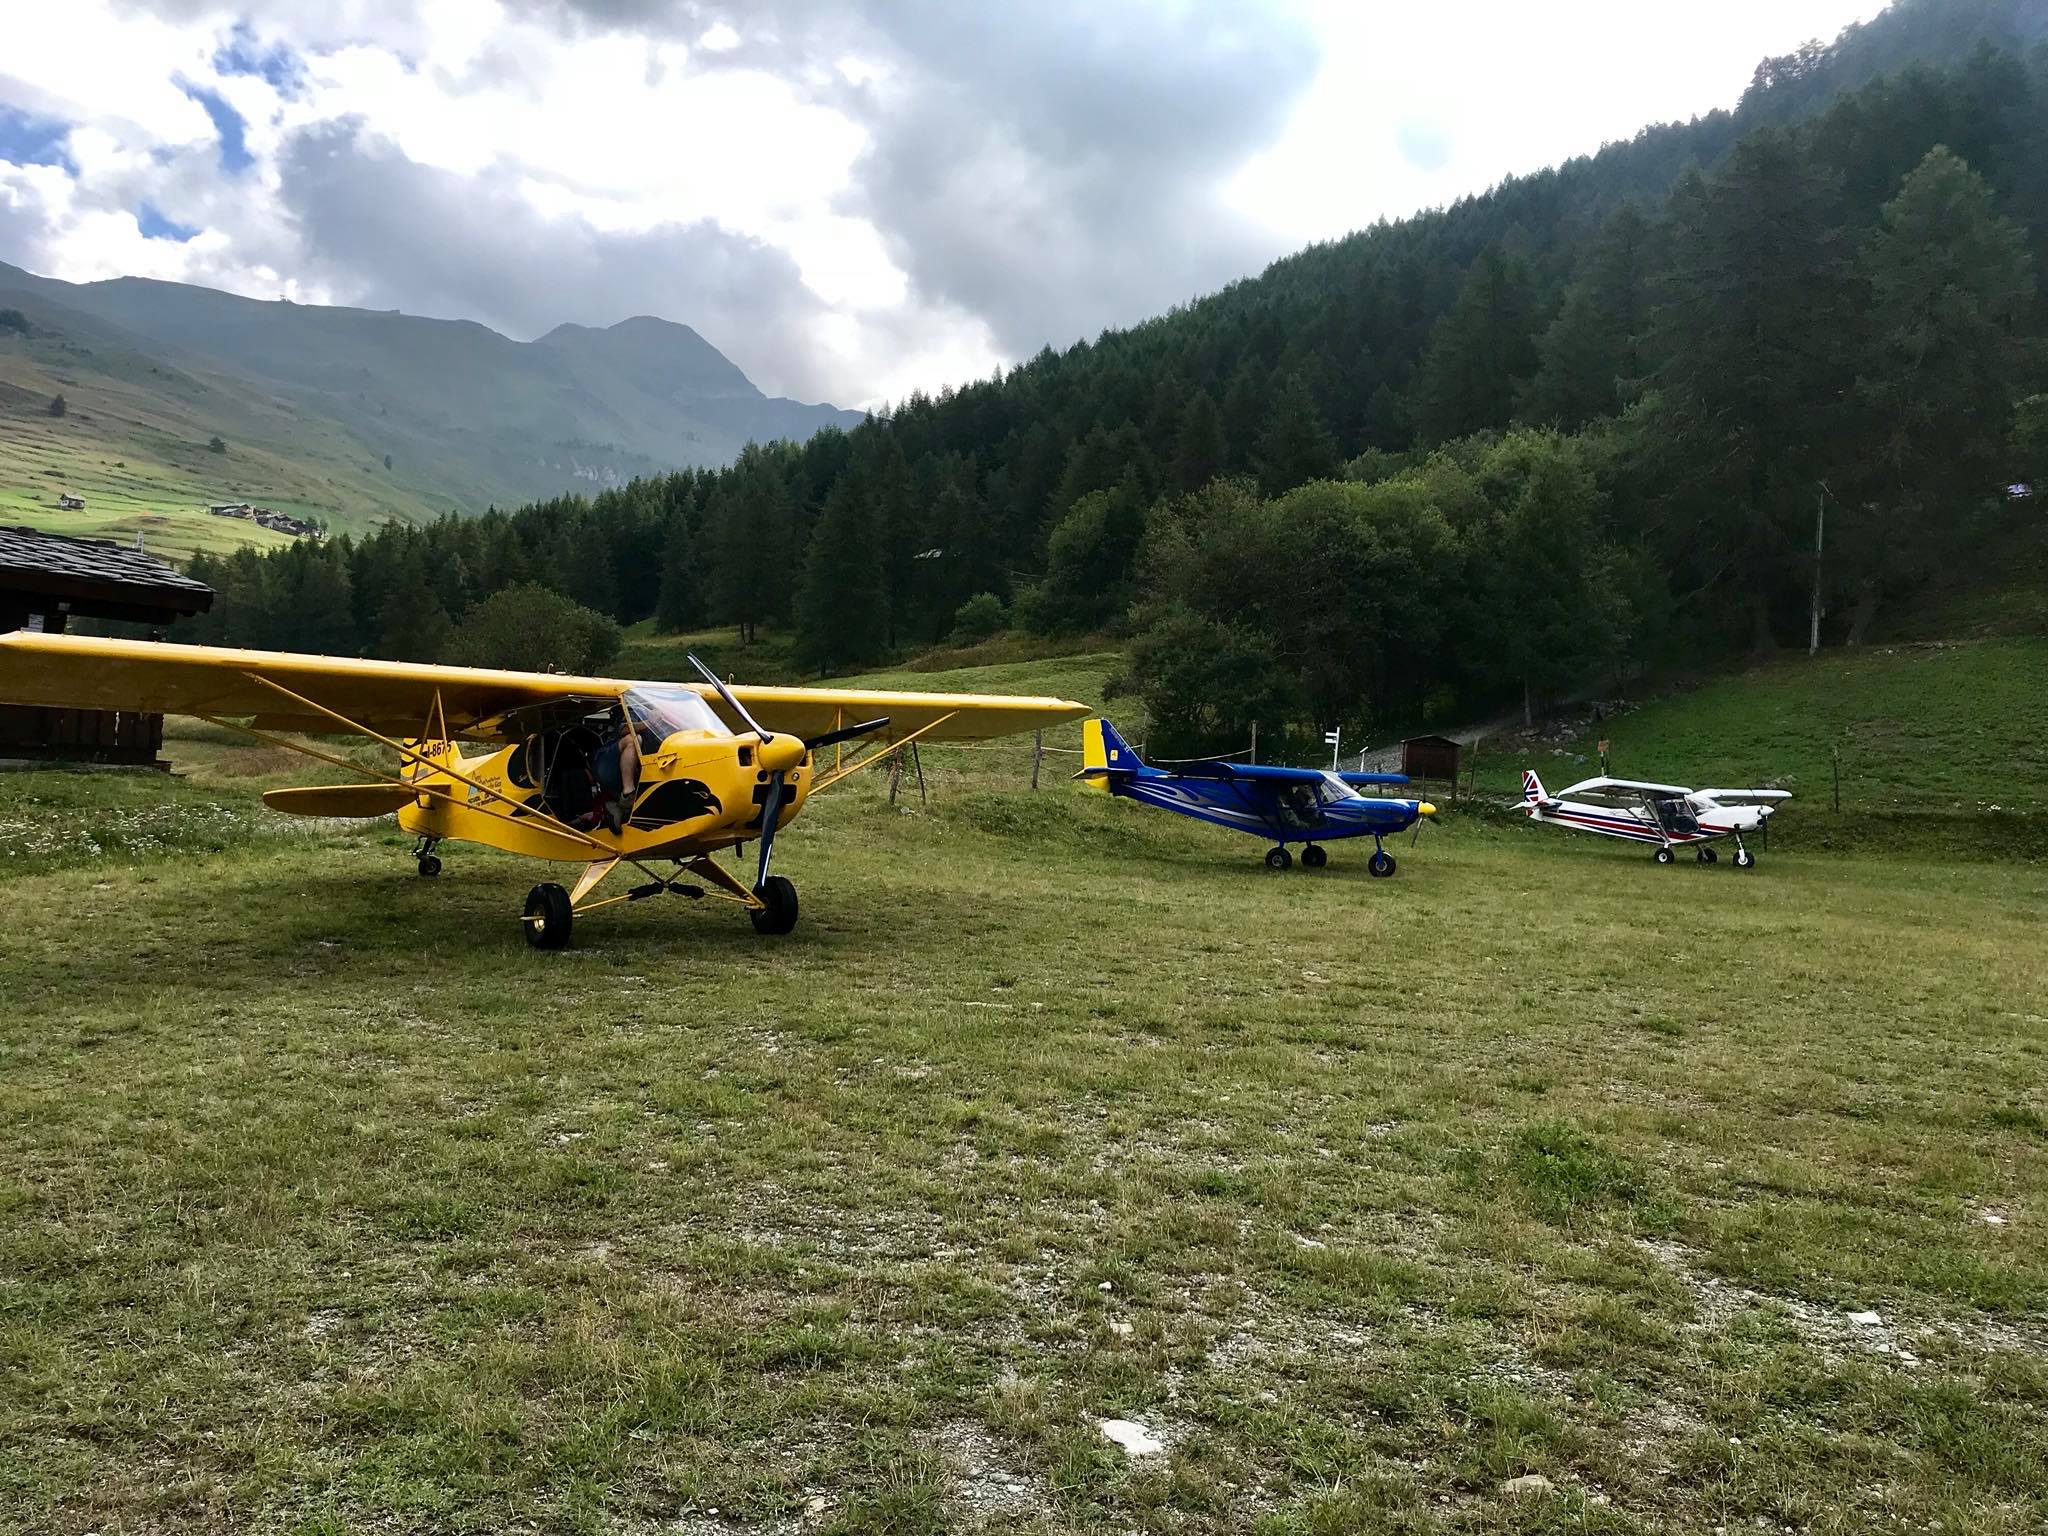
[1108,769,1426,846]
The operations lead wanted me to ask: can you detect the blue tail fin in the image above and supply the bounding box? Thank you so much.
[1094,717,1143,770]
[1076,717,1145,791]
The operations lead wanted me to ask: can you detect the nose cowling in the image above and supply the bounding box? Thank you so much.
[1419,802,1437,817]
[756,733,805,773]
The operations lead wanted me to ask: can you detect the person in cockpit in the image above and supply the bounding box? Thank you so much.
[590,706,642,833]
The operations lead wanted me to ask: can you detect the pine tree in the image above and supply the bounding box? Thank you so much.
[1524,204,1655,429]
[1842,144,2034,639]
[1412,248,1540,443]
[1648,131,1857,648]
[1170,389,1225,493]
[654,512,701,632]
[794,479,887,673]
[1252,371,1338,494]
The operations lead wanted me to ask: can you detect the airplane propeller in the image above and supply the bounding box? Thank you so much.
[685,654,889,891]
[1410,801,1438,847]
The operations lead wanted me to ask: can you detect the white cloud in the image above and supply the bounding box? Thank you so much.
[1,0,1889,412]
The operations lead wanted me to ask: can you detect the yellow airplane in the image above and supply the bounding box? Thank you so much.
[0,633,1089,947]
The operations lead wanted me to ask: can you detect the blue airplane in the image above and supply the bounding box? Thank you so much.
[1076,718,1436,875]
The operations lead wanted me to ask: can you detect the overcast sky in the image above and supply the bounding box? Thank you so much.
[1,0,1885,408]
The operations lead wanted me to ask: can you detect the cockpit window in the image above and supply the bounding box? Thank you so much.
[623,685,731,741]
[1318,772,1356,804]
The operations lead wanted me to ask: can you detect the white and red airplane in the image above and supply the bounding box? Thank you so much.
[1519,769,1789,867]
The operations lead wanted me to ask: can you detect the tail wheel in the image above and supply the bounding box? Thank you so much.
[523,883,573,950]
[1367,850,1396,878]
[1301,844,1328,869]
[751,875,800,935]
[1264,846,1293,872]
[1654,846,1676,865]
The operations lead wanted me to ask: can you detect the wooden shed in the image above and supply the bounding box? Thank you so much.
[1400,733,1462,786]
[0,525,213,767]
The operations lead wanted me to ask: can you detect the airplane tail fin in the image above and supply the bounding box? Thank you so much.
[1521,768,1547,806]
[1075,717,1143,793]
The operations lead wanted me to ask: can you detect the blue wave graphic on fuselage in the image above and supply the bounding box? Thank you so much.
[1117,775,1421,843]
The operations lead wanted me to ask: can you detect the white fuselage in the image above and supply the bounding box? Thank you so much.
[1522,781,1777,846]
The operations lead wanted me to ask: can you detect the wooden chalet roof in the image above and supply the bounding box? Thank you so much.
[0,525,214,621]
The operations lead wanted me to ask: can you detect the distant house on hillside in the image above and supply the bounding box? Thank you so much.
[56,494,84,510]
[205,501,318,539]
[208,502,253,518]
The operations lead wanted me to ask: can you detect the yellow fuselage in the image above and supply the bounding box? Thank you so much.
[395,728,810,864]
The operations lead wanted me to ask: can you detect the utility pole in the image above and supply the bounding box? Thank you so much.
[1810,483,1827,656]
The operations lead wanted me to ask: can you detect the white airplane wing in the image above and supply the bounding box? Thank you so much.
[1695,788,1792,805]
[1558,775,1693,799]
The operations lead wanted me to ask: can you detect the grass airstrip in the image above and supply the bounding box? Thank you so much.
[2,642,2045,1535]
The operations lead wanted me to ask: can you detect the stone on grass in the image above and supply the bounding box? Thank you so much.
[1847,1310,1882,1327]
[1501,1473,1554,1496]
[1098,1419,1164,1457]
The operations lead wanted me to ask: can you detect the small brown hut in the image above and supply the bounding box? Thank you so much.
[1400,733,1462,788]
[0,525,213,767]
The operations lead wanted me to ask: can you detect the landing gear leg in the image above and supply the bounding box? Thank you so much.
[1732,835,1755,870]
[1265,846,1293,871]
[1367,837,1397,879]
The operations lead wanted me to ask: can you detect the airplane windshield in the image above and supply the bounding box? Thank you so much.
[623,685,731,740]
[1318,772,1357,803]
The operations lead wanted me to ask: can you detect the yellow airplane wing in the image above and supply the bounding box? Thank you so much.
[0,633,624,738]
[0,633,1091,745]
[714,683,1091,743]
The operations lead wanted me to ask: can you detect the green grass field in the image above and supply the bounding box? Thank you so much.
[3,642,2047,1535]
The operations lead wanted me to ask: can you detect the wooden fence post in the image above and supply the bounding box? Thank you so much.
[888,748,902,805]
[1031,729,1043,789]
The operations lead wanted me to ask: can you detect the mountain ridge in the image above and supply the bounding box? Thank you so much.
[0,260,864,553]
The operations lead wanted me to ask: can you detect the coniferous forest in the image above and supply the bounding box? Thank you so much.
[185,3,2048,756]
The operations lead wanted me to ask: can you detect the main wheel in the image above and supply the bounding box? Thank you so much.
[1733,848,1755,869]
[750,874,800,935]
[1654,846,1676,865]
[1367,850,1396,878]
[1695,847,1716,865]
[1265,846,1293,871]
[417,854,442,878]
[1301,844,1328,869]
[523,883,573,950]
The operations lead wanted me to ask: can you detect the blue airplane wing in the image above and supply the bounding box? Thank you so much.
[1173,760,1412,788]
[1172,760,1327,784]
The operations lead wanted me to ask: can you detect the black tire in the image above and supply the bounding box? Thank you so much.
[523,882,572,950]
[1734,848,1755,869]
[1695,847,1716,865]
[1654,846,1676,865]
[751,874,800,935]
[1301,844,1328,869]
[1368,850,1396,878]
[417,854,442,878]
[1265,846,1293,872]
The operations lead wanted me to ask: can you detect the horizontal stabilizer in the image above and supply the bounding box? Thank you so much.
[261,784,417,818]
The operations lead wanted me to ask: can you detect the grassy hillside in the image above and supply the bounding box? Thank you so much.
[0,322,444,559]
[1472,638,2048,823]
